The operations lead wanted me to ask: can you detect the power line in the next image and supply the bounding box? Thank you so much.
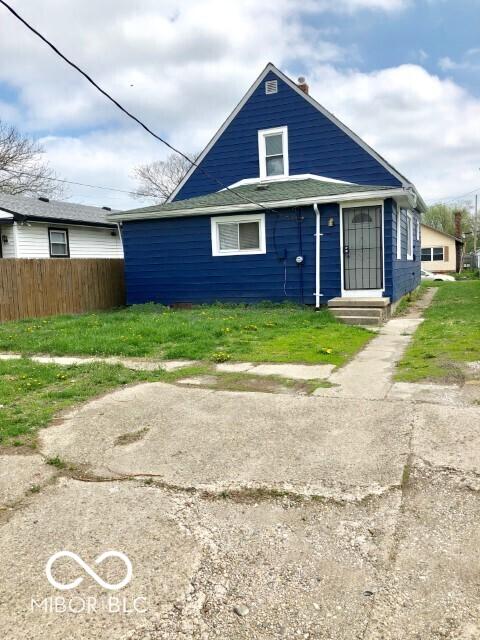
[433,186,480,204]
[0,167,150,198]
[0,0,282,216]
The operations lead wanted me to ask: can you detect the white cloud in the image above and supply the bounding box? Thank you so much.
[0,0,478,211]
[325,0,409,11]
[307,64,480,202]
[439,49,480,72]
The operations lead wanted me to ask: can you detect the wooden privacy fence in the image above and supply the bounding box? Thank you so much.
[0,259,125,322]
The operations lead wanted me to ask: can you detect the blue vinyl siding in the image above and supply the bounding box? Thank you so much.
[122,207,324,306]
[384,198,421,302]
[175,70,401,201]
[319,203,342,301]
[122,199,419,306]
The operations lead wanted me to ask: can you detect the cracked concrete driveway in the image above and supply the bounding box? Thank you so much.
[2,382,480,639]
[40,383,411,500]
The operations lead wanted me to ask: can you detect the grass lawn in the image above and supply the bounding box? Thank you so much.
[0,358,204,446]
[0,303,372,366]
[396,281,480,383]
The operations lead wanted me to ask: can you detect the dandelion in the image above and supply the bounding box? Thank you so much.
[211,351,231,363]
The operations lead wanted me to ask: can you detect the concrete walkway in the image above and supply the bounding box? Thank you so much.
[0,353,335,380]
[314,288,437,401]
[313,318,421,400]
[0,352,196,372]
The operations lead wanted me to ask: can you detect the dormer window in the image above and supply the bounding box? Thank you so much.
[258,126,289,179]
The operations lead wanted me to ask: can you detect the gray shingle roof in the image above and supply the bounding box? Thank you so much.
[0,192,118,226]
[115,178,396,219]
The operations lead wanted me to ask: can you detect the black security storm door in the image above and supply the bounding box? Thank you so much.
[343,205,383,290]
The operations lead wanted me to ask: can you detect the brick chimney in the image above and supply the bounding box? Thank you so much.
[297,76,309,94]
[454,210,463,273]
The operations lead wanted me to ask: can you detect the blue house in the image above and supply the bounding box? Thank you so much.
[112,63,425,322]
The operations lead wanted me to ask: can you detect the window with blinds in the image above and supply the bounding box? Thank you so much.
[218,221,260,251]
[211,214,266,256]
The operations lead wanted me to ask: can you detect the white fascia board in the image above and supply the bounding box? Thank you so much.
[111,189,408,221]
[0,210,14,220]
[168,62,422,205]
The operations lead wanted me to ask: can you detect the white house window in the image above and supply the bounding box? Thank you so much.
[211,214,266,256]
[48,228,69,257]
[396,207,402,259]
[406,210,413,260]
[422,247,444,261]
[258,127,289,179]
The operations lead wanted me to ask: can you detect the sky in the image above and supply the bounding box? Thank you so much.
[0,0,479,210]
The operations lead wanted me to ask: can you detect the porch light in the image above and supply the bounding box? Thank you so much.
[327,217,335,227]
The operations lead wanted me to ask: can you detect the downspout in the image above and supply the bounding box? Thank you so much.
[313,203,321,308]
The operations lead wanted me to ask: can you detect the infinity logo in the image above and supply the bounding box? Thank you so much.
[45,551,133,591]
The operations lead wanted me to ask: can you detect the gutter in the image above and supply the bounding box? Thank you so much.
[15,214,117,229]
[313,203,321,308]
[110,188,414,222]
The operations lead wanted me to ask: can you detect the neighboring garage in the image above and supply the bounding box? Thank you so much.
[421,223,463,273]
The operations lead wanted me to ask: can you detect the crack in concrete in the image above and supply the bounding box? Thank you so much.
[63,467,402,506]
[360,406,418,639]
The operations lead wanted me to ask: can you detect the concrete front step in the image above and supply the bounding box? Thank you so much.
[330,307,384,318]
[334,315,382,326]
[328,297,391,326]
[328,297,390,308]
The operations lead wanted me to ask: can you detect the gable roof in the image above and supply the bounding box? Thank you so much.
[168,63,426,211]
[0,192,118,227]
[421,222,463,243]
[110,177,413,221]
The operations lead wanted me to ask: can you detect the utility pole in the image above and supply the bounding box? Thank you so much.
[474,194,478,255]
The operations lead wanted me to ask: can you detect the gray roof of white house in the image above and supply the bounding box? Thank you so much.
[0,192,118,226]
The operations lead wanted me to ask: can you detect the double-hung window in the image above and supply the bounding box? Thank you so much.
[258,127,289,179]
[211,214,266,256]
[48,228,69,257]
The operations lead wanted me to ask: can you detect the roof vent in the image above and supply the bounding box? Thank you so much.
[38,196,50,203]
[255,184,269,191]
[265,80,278,95]
[102,206,112,211]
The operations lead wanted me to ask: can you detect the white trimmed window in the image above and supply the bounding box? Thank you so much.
[211,214,266,256]
[258,127,289,179]
[48,228,69,257]
[396,207,402,259]
[421,247,445,262]
[406,210,414,260]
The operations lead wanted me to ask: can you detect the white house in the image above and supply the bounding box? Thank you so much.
[421,223,462,273]
[0,193,123,259]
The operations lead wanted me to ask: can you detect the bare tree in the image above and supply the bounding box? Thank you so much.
[133,152,198,203]
[0,120,64,199]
